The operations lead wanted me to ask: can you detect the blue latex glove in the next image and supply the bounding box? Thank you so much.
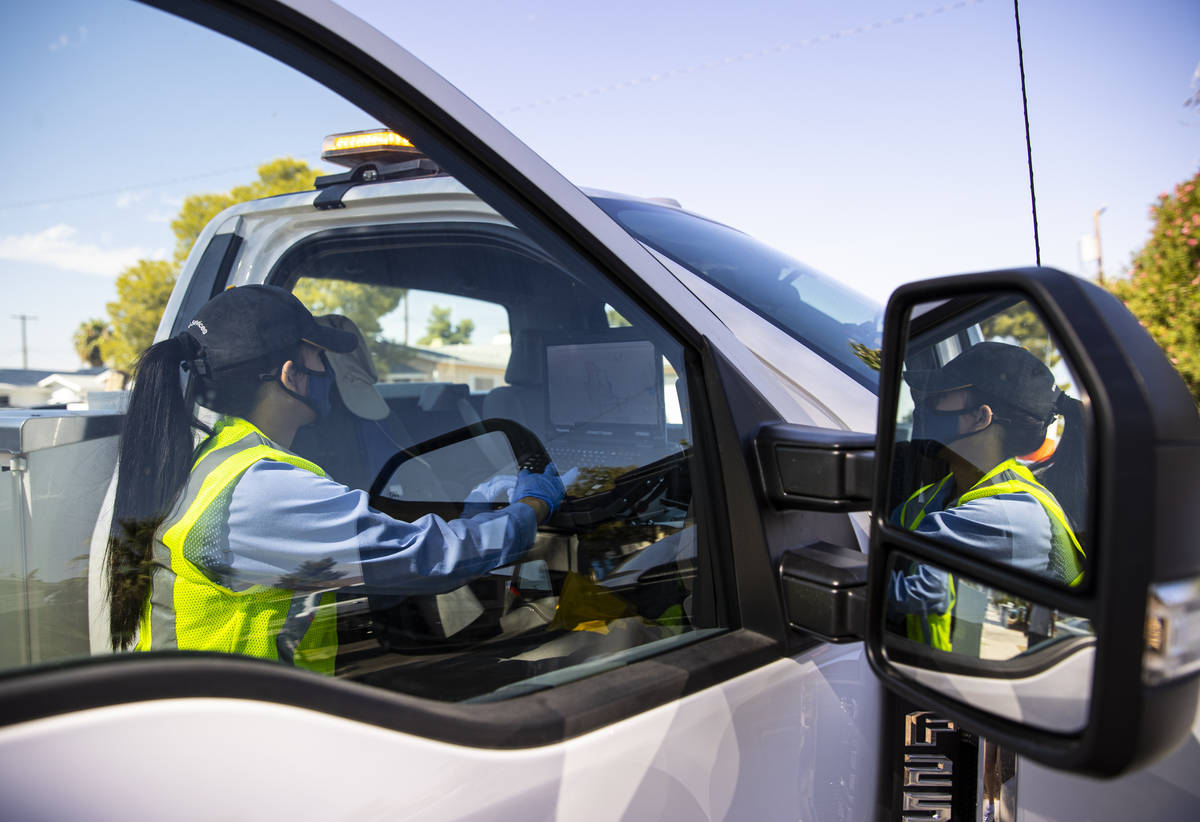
[512,462,566,515]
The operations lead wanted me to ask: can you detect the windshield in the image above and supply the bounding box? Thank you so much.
[592,198,883,389]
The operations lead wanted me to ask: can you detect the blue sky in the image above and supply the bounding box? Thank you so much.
[2,0,1197,369]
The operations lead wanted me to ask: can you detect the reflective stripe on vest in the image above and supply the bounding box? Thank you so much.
[899,474,955,531]
[135,417,339,674]
[898,474,956,650]
[957,458,1085,587]
[904,575,956,651]
[898,458,1086,650]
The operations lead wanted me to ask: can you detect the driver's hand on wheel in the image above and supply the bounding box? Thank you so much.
[513,462,566,522]
[465,474,518,506]
[465,467,578,506]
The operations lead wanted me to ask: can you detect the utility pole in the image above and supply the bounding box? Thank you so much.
[11,314,36,369]
[1093,206,1108,284]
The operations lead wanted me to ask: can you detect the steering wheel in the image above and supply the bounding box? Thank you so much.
[369,417,552,498]
[357,418,557,652]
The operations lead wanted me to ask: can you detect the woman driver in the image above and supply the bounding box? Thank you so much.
[888,342,1086,650]
[106,284,563,673]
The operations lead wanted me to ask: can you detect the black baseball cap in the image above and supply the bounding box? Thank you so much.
[904,341,1058,422]
[183,285,357,374]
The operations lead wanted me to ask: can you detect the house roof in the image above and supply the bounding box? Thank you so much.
[0,366,109,387]
[382,361,424,378]
[410,342,511,369]
[0,369,57,386]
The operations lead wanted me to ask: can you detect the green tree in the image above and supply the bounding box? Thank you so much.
[1107,170,1200,408]
[103,259,178,376]
[606,307,631,327]
[418,304,474,345]
[169,158,321,262]
[72,318,113,367]
[849,341,881,371]
[292,278,404,376]
[90,158,322,375]
[980,302,1061,368]
[292,279,403,342]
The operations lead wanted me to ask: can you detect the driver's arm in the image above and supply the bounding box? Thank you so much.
[216,459,552,596]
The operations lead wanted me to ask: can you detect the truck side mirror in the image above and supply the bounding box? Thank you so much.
[866,267,1200,777]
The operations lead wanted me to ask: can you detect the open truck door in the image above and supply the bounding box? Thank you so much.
[1,2,1198,820]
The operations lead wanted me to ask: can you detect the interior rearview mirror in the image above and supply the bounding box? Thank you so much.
[866,267,1200,777]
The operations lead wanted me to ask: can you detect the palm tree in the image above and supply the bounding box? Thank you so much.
[73,318,112,368]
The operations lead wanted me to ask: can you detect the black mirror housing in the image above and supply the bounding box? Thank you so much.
[755,423,875,512]
[866,267,1200,777]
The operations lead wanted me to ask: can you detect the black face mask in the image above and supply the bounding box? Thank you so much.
[280,352,334,422]
[911,402,973,452]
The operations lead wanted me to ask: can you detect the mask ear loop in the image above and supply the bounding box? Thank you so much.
[288,350,331,379]
[256,347,303,388]
[272,349,326,415]
[259,347,332,419]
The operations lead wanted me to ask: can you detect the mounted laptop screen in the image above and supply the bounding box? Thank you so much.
[546,339,661,430]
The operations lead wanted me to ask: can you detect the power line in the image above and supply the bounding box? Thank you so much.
[11,314,37,369]
[1012,0,1040,266]
[0,1,985,212]
[0,157,322,213]
[496,0,986,114]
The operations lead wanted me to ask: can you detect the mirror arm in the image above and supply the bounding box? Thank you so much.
[755,423,875,512]
[779,541,868,642]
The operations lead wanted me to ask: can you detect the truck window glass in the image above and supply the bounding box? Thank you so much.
[592,198,884,390]
[1,0,723,703]
[271,222,712,700]
[2,0,383,677]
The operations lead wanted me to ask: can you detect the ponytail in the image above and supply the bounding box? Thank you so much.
[1040,393,1087,532]
[107,335,209,648]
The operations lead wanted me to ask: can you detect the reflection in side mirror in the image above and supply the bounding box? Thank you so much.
[884,551,1095,734]
[888,294,1091,589]
[867,268,1200,776]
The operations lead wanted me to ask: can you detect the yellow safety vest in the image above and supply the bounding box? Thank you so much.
[898,474,956,650]
[957,459,1085,587]
[898,459,1085,650]
[135,417,338,674]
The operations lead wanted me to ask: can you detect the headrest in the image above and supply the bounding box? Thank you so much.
[315,314,389,420]
[505,329,546,386]
[418,382,470,411]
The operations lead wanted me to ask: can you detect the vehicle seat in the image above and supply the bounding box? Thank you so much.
[482,329,547,437]
[413,383,482,440]
[417,382,523,472]
[290,315,417,492]
[294,397,412,492]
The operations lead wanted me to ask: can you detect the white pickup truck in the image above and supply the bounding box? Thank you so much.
[1,2,1198,820]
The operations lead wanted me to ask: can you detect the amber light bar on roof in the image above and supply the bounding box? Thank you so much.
[321,128,425,168]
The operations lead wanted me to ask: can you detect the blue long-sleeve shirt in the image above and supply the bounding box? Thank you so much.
[216,458,537,595]
[887,478,1052,617]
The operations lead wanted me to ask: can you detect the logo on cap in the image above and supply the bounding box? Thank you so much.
[188,319,209,335]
